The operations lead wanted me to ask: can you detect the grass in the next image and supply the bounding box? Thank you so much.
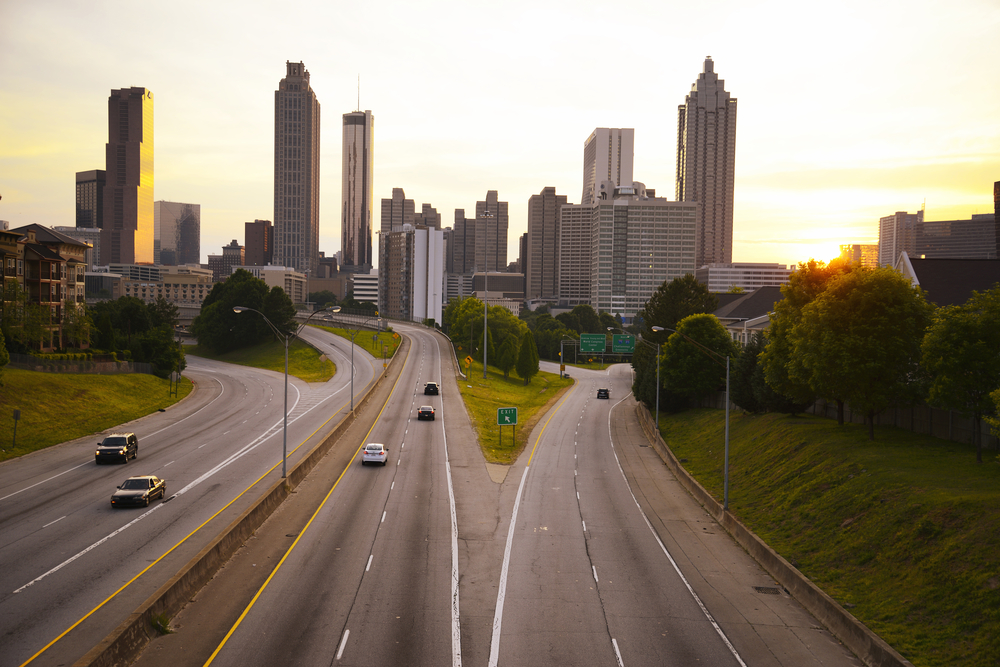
[186,338,335,383]
[0,368,193,462]
[311,324,399,363]
[457,358,573,464]
[660,408,1000,667]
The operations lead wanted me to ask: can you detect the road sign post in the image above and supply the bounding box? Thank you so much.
[497,407,518,449]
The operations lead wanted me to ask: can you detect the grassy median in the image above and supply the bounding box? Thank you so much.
[661,408,1000,667]
[186,338,335,383]
[0,368,193,462]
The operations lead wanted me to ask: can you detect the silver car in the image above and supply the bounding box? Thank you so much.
[362,443,388,466]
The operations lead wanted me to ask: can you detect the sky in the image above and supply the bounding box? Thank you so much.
[2,0,999,269]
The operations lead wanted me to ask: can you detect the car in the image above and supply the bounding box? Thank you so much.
[424,381,440,395]
[95,432,139,464]
[417,405,435,421]
[362,443,388,466]
[111,475,165,508]
[597,388,610,399]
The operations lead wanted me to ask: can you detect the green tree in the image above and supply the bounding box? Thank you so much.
[760,258,853,419]
[598,311,620,331]
[661,313,737,405]
[792,267,932,440]
[922,287,1000,463]
[730,331,810,414]
[308,290,339,309]
[0,327,9,384]
[148,297,179,329]
[496,336,518,379]
[192,269,279,353]
[516,331,540,385]
[131,325,186,378]
[570,304,603,334]
[62,301,93,349]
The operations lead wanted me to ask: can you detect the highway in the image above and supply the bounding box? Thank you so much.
[0,324,377,667]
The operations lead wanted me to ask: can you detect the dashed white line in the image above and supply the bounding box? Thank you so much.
[198,444,206,449]
[612,638,625,666]
[336,629,350,660]
[164,461,175,467]
[577,492,580,500]
[592,565,599,582]
[43,516,66,528]
[366,555,373,571]
[582,520,586,532]
[381,511,386,523]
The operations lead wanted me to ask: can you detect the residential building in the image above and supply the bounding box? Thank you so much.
[154,201,200,266]
[582,129,634,206]
[274,61,321,276]
[677,57,737,267]
[102,87,154,265]
[54,226,101,270]
[878,210,923,266]
[237,265,308,304]
[840,244,879,268]
[526,186,568,300]
[75,169,105,229]
[207,240,245,282]
[245,219,274,267]
[695,263,793,293]
[342,109,374,272]
[713,285,785,345]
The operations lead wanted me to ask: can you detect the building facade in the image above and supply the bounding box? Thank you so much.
[558,204,594,307]
[244,219,274,267]
[237,265,307,304]
[351,270,379,304]
[878,210,924,266]
[839,244,879,268]
[475,191,508,279]
[54,226,102,270]
[694,262,793,293]
[582,129,634,206]
[380,225,444,325]
[75,170,105,229]
[342,109,374,272]
[274,61,321,276]
[916,214,997,260]
[154,200,200,266]
[207,240,245,282]
[526,186,568,300]
[102,87,154,265]
[676,57,737,267]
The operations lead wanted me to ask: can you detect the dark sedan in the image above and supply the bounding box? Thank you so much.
[417,405,435,420]
[111,476,166,508]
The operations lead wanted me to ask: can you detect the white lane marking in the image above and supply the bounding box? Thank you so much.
[198,444,206,449]
[577,492,580,500]
[164,461,175,467]
[582,520,586,532]
[336,629,350,660]
[366,555,373,572]
[612,638,625,666]
[0,461,90,502]
[574,469,577,476]
[391,482,394,490]
[605,398,747,666]
[592,565,599,582]
[381,511,386,523]
[488,466,529,667]
[43,516,66,528]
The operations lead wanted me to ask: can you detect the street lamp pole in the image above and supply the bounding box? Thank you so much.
[233,305,339,478]
[482,209,495,380]
[348,313,381,412]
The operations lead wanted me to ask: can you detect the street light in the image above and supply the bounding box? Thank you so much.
[637,326,665,432]
[346,312,381,412]
[656,325,731,511]
[481,208,498,380]
[232,305,340,479]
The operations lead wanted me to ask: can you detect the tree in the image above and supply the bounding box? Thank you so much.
[731,331,810,414]
[496,336,518,379]
[191,269,276,353]
[555,311,580,333]
[791,267,932,440]
[570,304,603,334]
[308,290,339,309]
[62,300,93,349]
[635,273,718,336]
[516,331,539,385]
[760,258,853,419]
[598,311,620,332]
[0,327,8,384]
[148,297,179,330]
[131,325,186,378]
[922,287,1000,463]
[661,314,738,405]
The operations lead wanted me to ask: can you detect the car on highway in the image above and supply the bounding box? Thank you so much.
[417,405,435,420]
[111,475,165,508]
[362,443,388,466]
[597,388,610,399]
[95,432,139,464]
[424,381,440,395]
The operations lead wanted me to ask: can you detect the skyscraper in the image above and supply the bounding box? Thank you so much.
[245,219,274,267]
[677,57,737,267]
[582,129,634,206]
[154,201,200,266]
[526,186,568,300]
[342,109,374,272]
[475,190,508,277]
[380,187,414,234]
[76,170,105,229]
[274,61,321,276]
[102,87,153,265]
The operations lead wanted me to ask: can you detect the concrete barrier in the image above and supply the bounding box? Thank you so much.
[75,335,411,667]
[633,403,914,667]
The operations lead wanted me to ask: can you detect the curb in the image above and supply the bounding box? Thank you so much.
[633,403,914,667]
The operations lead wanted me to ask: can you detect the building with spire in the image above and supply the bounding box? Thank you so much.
[342,109,374,272]
[676,57,737,267]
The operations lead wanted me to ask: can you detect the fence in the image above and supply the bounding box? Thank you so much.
[6,353,154,375]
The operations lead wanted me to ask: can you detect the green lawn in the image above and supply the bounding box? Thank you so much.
[660,409,1000,667]
[457,358,573,464]
[185,338,335,383]
[0,368,193,462]
[311,324,399,363]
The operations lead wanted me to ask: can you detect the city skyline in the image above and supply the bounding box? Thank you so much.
[2,0,998,270]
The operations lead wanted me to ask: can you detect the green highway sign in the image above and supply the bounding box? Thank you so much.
[580,333,606,353]
[612,334,635,354]
[497,407,518,425]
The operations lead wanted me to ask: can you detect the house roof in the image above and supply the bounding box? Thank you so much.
[897,253,1000,307]
[713,285,785,321]
[11,223,91,249]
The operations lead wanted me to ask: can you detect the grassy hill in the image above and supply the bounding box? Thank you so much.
[661,409,1000,667]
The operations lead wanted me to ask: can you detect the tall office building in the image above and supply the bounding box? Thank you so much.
[414,203,442,229]
[342,109,374,272]
[102,87,154,265]
[558,204,593,306]
[451,210,476,275]
[380,187,414,234]
[526,186,568,300]
[154,201,200,266]
[878,210,924,266]
[245,219,274,267]
[677,57,737,267]
[76,170,105,229]
[274,61,321,275]
[475,191,508,277]
[582,129,634,206]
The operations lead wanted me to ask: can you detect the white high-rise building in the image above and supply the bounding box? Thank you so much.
[677,57,737,267]
[878,210,924,267]
[582,128,634,206]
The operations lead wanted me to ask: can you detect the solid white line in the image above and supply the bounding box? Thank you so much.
[612,638,624,666]
[43,516,66,528]
[336,629,350,660]
[366,555,373,572]
[0,462,90,502]
[381,511,386,523]
[488,466,530,667]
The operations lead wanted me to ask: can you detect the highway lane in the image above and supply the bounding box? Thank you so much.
[0,325,376,667]
[207,324,460,667]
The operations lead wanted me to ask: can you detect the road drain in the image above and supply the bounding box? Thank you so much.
[754,586,781,595]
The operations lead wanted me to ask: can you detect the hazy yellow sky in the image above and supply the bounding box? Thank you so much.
[1,0,998,268]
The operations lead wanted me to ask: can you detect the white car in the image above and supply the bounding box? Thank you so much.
[362,443,388,466]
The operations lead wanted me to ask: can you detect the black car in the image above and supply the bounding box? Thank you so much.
[597,388,610,399]
[424,382,440,395]
[111,475,165,508]
[417,405,435,420]
[95,432,138,464]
